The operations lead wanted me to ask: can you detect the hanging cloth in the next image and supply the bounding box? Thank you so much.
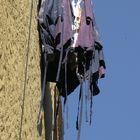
[38,0,106,112]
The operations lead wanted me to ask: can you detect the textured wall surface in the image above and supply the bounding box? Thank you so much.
[0,0,45,139]
[0,1,63,140]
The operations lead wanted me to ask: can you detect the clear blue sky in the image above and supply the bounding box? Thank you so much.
[64,0,140,140]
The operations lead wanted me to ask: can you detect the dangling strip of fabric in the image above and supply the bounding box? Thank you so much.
[90,85,93,125]
[76,80,82,130]
[85,78,88,123]
[56,6,64,82]
[75,63,84,140]
[77,78,84,140]
[63,47,71,104]
[76,64,83,130]
[83,62,89,123]
[89,48,95,125]
[37,51,48,135]
[88,60,92,98]
[53,87,60,132]
[64,48,70,129]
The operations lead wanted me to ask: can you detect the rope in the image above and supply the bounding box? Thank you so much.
[19,0,34,139]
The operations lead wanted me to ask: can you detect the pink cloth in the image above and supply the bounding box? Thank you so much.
[75,0,95,49]
[55,0,73,50]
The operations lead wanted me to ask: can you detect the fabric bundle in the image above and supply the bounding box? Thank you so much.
[38,0,106,138]
[39,0,106,96]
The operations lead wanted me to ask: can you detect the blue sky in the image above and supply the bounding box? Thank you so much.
[64,0,140,140]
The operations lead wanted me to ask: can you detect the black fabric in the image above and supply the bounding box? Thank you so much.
[94,41,103,50]
[57,64,79,97]
[91,72,100,96]
[46,51,60,82]
[99,60,106,69]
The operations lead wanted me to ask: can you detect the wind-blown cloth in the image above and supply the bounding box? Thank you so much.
[38,0,106,97]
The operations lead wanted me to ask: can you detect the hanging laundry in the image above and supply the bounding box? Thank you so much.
[38,0,106,97]
[38,0,106,137]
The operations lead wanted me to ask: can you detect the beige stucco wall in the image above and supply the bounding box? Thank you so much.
[0,0,45,139]
[0,1,63,140]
